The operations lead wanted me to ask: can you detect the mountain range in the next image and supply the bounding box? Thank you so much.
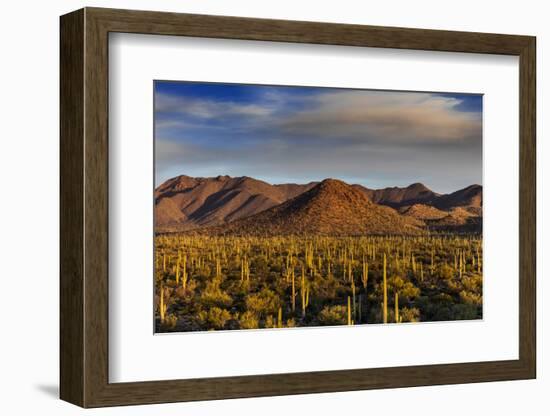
[155,175,482,235]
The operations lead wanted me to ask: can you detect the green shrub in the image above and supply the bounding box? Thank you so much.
[197,307,231,329]
[318,305,347,326]
[399,307,420,322]
[237,311,259,329]
[200,281,232,307]
[245,287,281,316]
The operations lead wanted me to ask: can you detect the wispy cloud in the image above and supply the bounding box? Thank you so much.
[155,92,274,119]
[279,91,481,144]
[154,82,482,193]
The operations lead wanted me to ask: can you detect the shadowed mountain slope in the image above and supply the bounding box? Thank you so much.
[355,182,440,208]
[155,175,482,234]
[205,179,424,236]
[433,184,482,210]
[398,203,449,220]
[155,175,317,231]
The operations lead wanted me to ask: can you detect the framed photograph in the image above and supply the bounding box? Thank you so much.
[60,7,536,408]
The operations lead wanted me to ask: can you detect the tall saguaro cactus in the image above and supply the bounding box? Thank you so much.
[182,254,188,290]
[241,258,244,282]
[301,266,309,318]
[383,253,388,324]
[215,257,221,279]
[241,256,250,283]
[361,260,369,289]
[159,283,167,323]
[361,260,368,323]
[431,247,435,275]
[394,291,399,323]
[175,252,180,285]
[291,268,296,312]
[351,279,356,322]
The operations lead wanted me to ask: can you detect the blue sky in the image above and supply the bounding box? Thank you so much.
[154,81,482,193]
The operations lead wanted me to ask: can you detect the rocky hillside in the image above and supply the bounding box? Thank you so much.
[206,179,424,236]
[155,175,482,234]
[155,175,316,231]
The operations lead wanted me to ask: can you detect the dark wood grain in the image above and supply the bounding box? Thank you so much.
[59,8,84,406]
[518,38,537,376]
[60,7,537,408]
[83,10,110,406]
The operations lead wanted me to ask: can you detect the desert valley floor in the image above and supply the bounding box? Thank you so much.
[154,175,482,332]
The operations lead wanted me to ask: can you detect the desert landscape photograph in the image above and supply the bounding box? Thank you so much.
[154,81,483,333]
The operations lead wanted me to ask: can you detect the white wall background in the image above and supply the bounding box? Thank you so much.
[0,1,545,414]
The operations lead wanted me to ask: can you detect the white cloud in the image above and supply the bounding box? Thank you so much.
[154,87,482,192]
[279,90,481,144]
[155,92,274,119]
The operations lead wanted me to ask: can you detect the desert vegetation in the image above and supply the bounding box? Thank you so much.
[153,81,484,333]
[155,234,482,332]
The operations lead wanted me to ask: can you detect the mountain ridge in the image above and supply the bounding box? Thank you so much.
[155,174,482,234]
[203,179,425,236]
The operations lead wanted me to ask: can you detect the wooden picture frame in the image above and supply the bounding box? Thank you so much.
[60,7,536,408]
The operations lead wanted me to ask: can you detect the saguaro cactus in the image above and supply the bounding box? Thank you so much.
[175,252,180,285]
[342,261,346,281]
[477,250,482,274]
[358,294,363,324]
[301,266,308,317]
[215,257,221,279]
[182,254,188,290]
[241,258,244,282]
[431,247,435,275]
[241,256,250,283]
[394,291,399,323]
[383,253,388,324]
[291,268,296,312]
[360,260,368,323]
[361,260,369,289]
[351,279,356,322]
[159,283,167,323]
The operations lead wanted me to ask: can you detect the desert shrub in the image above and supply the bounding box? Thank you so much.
[174,279,197,299]
[245,287,280,316]
[399,307,420,322]
[388,275,405,289]
[439,263,455,280]
[155,234,483,331]
[434,293,454,303]
[237,311,259,329]
[401,283,420,299]
[445,278,462,293]
[159,313,178,331]
[197,307,231,329]
[459,290,482,306]
[265,315,276,328]
[318,305,347,326]
[200,281,232,307]
[252,255,269,278]
[450,303,480,320]
[286,318,296,328]
[462,274,482,292]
